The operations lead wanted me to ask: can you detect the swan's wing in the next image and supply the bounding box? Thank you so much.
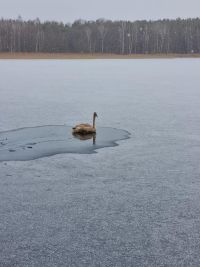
[73,123,91,129]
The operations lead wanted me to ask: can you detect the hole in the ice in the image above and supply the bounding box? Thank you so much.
[0,125,130,161]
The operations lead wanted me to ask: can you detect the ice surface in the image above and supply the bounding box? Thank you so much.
[1,59,200,266]
[0,125,130,161]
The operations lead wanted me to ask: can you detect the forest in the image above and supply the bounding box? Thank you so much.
[0,17,200,54]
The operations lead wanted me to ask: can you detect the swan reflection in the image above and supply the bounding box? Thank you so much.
[72,133,96,145]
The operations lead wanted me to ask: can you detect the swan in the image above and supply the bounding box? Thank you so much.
[72,112,98,134]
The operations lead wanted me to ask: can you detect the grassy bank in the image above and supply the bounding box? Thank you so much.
[0,52,200,59]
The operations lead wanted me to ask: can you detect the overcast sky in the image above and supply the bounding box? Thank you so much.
[1,0,200,23]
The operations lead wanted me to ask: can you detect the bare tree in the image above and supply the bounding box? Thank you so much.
[119,21,126,54]
[131,22,138,54]
[98,24,107,53]
[84,26,92,53]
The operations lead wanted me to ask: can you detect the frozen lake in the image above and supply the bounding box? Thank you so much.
[1,59,200,266]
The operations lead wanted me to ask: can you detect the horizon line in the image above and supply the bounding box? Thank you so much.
[1,15,200,25]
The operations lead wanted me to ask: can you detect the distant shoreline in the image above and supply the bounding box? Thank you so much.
[0,53,200,59]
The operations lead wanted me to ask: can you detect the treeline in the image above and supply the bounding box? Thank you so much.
[0,17,200,54]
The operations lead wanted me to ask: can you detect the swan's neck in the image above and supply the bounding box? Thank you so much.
[93,114,96,128]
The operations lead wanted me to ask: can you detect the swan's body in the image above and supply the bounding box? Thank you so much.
[72,112,98,134]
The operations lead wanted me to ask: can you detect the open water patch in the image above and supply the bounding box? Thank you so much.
[0,125,130,161]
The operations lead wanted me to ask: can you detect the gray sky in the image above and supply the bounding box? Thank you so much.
[1,0,200,23]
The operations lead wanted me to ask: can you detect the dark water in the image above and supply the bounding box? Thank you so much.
[0,125,130,161]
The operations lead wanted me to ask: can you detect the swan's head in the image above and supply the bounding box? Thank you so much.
[94,112,98,118]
